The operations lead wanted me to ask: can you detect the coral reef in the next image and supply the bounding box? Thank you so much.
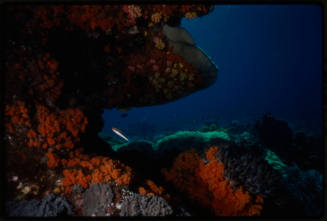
[6,194,73,217]
[4,3,322,218]
[162,147,264,216]
[61,149,133,195]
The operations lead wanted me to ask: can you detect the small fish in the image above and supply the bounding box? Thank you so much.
[112,127,129,142]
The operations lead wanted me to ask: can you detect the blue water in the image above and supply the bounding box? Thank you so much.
[102,5,322,140]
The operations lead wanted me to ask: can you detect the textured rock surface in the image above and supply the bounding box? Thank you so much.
[82,183,114,216]
[155,130,230,151]
[217,144,283,199]
[6,194,72,217]
[163,24,218,89]
[120,193,173,216]
[281,163,323,217]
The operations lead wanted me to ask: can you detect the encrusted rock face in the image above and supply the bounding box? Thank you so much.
[6,194,72,217]
[162,24,218,89]
[281,164,323,217]
[82,183,114,216]
[119,193,173,216]
[217,144,283,199]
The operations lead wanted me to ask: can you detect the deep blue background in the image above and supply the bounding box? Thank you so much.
[102,5,322,139]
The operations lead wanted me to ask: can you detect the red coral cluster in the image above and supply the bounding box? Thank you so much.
[32,53,63,102]
[61,149,133,195]
[107,41,203,107]
[140,5,211,26]
[162,147,264,216]
[6,48,63,104]
[5,100,31,134]
[138,179,170,200]
[28,5,211,33]
[27,105,88,152]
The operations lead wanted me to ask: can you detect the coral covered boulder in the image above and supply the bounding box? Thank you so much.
[162,24,218,89]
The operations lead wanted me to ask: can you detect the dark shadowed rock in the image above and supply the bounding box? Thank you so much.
[6,194,72,217]
[82,183,114,216]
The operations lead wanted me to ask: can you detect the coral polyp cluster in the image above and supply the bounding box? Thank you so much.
[60,149,133,195]
[5,101,31,134]
[18,4,211,34]
[162,147,264,216]
[27,105,88,151]
[121,43,202,105]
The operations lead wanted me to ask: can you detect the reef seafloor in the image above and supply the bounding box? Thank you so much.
[5,114,323,217]
[3,4,323,218]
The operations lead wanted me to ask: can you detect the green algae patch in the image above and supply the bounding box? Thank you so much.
[154,130,230,151]
[99,130,230,152]
[265,149,288,177]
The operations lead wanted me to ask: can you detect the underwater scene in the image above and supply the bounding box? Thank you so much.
[3,4,323,218]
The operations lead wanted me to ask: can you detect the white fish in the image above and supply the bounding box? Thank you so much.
[112,127,129,142]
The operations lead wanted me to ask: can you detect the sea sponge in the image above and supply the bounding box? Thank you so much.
[119,192,173,216]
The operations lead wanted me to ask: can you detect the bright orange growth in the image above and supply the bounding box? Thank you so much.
[5,100,31,134]
[63,169,91,193]
[31,53,63,102]
[45,149,59,168]
[118,42,202,105]
[61,149,133,195]
[138,179,170,199]
[31,5,211,32]
[28,105,88,152]
[162,147,264,216]
[138,186,147,195]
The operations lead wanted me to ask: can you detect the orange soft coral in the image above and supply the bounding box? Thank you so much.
[5,100,31,134]
[138,179,171,200]
[29,105,88,152]
[45,149,59,168]
[61,149,133,195]
[119,41,202,105]
[31,5,211,32]
[162,147,264,216]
